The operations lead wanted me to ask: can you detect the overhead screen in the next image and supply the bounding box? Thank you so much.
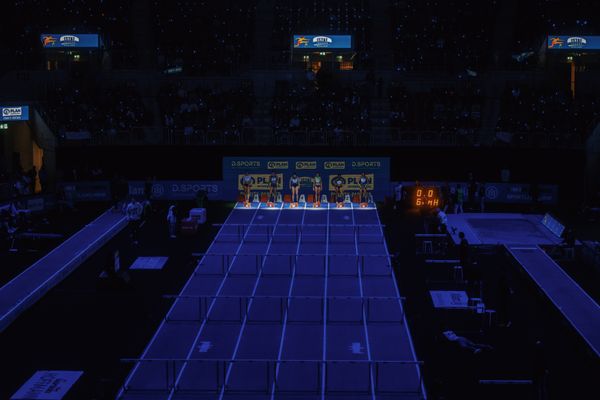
[547,35,600,51]
[293,35,352,49]
[1,106,29,121]
[40,34,100,48]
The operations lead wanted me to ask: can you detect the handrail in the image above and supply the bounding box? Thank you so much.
[57,125,584,148]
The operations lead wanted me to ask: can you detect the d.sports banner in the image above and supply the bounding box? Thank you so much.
[223,157,390,200]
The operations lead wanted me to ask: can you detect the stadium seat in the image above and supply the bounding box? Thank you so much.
[307,194,314,203]
[284,194,292,203]
[260,193,268,203]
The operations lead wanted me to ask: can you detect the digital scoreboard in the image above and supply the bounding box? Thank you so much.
[414,187,441,208]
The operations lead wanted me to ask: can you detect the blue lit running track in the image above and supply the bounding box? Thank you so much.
[507,246,600,358]
[0,209,127,332]
[119,202,425,399]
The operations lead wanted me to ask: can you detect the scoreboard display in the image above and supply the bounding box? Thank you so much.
[414,187,441,208]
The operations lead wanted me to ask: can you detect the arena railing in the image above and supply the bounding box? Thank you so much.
[58,126,582,148]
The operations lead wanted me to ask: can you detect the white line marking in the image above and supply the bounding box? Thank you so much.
[167,205,263,399]
[216,202,285,399]
[321,205,330,400]
[118,206,248,397]
[353,202,376,400]
[269,202,306,399]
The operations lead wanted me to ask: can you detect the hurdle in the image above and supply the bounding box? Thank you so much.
[191,252,394,277]
[163,295,404,325]
[162,294,406,325]
[120,357,424,396]
[213,223,386,244]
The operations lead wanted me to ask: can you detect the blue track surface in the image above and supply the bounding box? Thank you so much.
[0,209,127,332]
[507,245,600,358]
[119,203,425,399]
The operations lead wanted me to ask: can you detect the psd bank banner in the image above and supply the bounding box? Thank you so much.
[236,174,284,191]
[224,157,390,200]
[1,105,29,121]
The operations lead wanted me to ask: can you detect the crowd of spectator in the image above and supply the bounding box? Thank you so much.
[388,83,483,133]
[159,81,255,144]
[155,1,257,74]
[390,0,496,72]
[46,82,149,141]
[272,80,371,136]
[496,85,600,146]
[0,166,46,202]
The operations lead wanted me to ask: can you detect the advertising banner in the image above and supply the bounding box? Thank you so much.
[1,106,29,121]
[235,174,284,191]
[224,157,390,200]
[293,35,352,49]
[547,35,600,51]
[60,181,111,201]
[327,173,374,192]
[41,34,100,48]
[128,181,222,200]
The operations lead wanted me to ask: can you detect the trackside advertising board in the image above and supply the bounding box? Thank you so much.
[223,157,390,200]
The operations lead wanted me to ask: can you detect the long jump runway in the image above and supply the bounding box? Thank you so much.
[119,203,425,399]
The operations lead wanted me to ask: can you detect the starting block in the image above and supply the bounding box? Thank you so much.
[253,193,260,203]
[344,194,351,203]
[299,194,306,203]
[276,193,282,203]
[321,194,328,204]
